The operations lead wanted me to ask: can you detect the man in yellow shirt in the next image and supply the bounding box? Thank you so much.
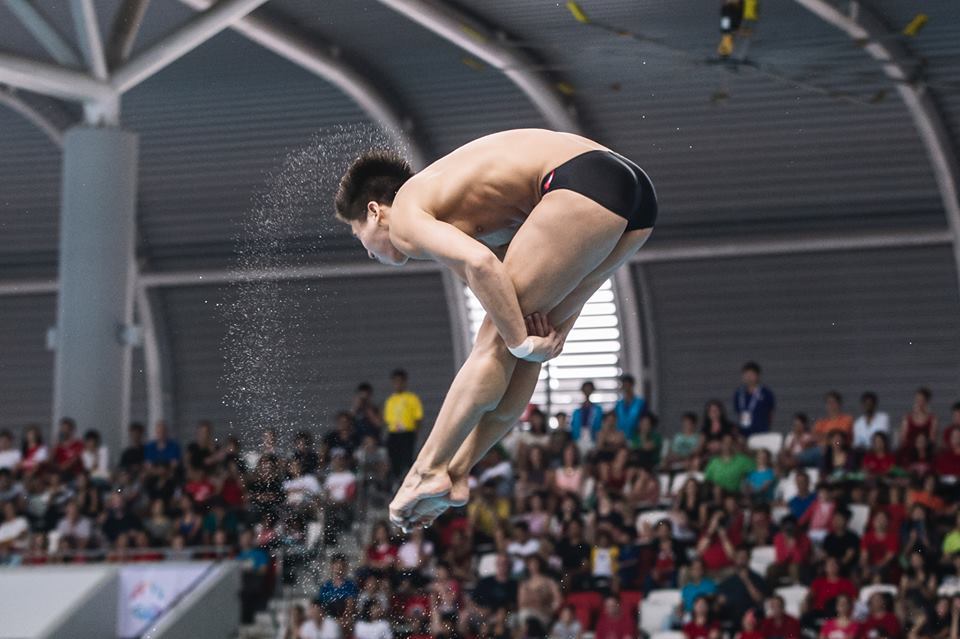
[383,369,423,484]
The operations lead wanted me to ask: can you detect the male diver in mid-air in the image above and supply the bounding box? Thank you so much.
[334,129,657,531]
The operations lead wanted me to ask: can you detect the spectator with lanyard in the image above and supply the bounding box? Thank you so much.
[733,361,776,439]
[570,380,604,443]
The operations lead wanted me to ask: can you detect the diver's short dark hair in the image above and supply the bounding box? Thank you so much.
[334,150,413,221]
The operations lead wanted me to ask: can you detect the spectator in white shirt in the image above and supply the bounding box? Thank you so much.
[506,521,541,576]
[299,601,343,639]
[55,500,92,550]
[0,430,22,471]
[282,459,321,506]
[323,452,357,504]
[0,501,29,551]
[397,527,434,573]
[81,430,111,485]
[853,392,891,449]
[354,600,393,639]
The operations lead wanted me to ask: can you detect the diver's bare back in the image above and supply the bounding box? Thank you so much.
[395,129,610,247]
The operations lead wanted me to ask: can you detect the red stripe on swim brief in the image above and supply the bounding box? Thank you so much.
[543,170,555,192]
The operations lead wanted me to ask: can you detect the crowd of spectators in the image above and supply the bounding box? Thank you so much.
[3,362,960,639]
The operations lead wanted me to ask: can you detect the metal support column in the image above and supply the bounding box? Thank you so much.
[51,127,139,456]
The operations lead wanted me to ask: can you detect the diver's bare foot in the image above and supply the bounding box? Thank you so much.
[447,473,470,507]
[389,467,452,530]
[402,472,471,530]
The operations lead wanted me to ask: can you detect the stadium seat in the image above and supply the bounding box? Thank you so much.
[658,474,671,499]
[636,509,671,531]
[939,583,960,596]
[476,553,498,578]
[748,432,784,454]
[848,504,870,535]
[640,600,676,637]
[750,545,776,576]
[566,591,603,629]
[620,590,642,617]
[858,583,898,603]
[777,468,821,502]
[650,632,686,639]
[646,589,681,606]
[771,505,789,524]
[670,471,704,496]
[775,585,808,618]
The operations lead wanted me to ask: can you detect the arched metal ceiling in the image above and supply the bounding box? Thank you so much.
[1,0,957,278]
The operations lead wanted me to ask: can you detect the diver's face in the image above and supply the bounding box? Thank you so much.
[351,204,408,266]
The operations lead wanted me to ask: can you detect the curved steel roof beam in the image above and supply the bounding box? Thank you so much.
[374,0,581,134]
[0,86,66,147]
[177,0,428,169]
[111,0,271,93]
[3,0,82,67]
[794,0,960,295]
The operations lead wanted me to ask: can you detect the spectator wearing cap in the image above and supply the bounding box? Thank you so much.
[733,361,776,438]
[614,374,645,443]
[383,368,423,481]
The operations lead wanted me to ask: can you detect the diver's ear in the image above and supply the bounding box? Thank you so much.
[366,201,379,220]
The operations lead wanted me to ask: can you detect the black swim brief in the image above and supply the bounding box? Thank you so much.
[540,149,658,231]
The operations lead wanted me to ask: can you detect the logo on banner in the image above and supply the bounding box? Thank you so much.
[129,580,167,622]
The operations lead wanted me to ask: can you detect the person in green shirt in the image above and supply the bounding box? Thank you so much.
[943,511,960,556]
[634,413,663,469]
[664,411,702,471]
[704,433,756,493]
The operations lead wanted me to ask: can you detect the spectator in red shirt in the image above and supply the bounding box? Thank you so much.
[935,428,960,479]
[364,521,398,577]
[858,592,901,639]
[859,510,900,583]
[862,433,895,476]
[808,557,857,616]
[52,417,84,477]
[818,594,860,639]
[682,595,721,639]
[770,516,812,584]
[736,608,764,639]
[19,424,49,475]
[759,594,801,638]
[697,508,738,573]
[220,459,245,508]
[594,594,638,639]
[941,401,960,447]
[183,467,216,504]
